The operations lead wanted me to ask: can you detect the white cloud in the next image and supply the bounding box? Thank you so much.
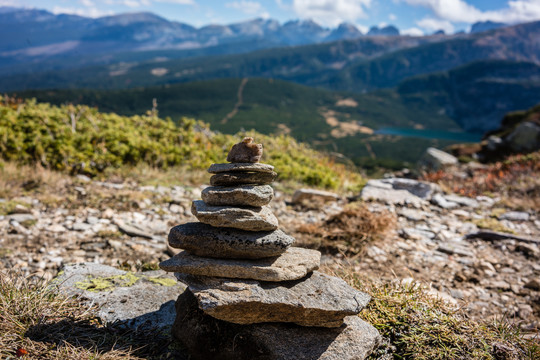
[402,0,540,24]
[122,0,142,7]
[226,1,263,15]
[356,24,369,33]
[401,27,424,36]
[417,17,455,33]
[80,0,95,7]
[52,6,111,17]
[292,0,372,27]
[154,0,195,4]
[389,13,397,21]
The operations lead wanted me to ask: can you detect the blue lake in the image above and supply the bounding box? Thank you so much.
[375,127,483,142]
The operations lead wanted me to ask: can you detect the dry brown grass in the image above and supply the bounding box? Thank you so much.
[422,151,540,211]
[0,162,68,200]
[0,270,182,359]
[296,203,396,254]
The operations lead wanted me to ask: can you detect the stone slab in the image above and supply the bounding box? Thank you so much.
[192,200,278,231]
[292,188,339,204]
[168,222,294,259]
[160,247,320,282]
[52,262,185,330]
[173,289,381,360]
[176,271,370,327]
[208,162,274,174]
[210,171,277,186]
[202,185,273,207]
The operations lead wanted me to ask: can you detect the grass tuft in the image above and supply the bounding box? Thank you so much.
[0,270,180,359]
[296,203,395,254]
[330,268,540,360]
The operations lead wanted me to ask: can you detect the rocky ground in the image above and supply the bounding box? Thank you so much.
[1,159,539,338]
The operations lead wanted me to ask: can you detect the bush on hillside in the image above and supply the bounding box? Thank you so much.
[0,96,362,190]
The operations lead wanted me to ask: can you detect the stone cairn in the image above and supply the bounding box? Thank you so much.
[159,137,381,360]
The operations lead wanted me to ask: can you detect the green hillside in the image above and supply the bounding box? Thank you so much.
[14,77,467,167]
[0,96,363,190]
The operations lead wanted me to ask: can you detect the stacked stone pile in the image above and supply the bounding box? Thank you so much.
[159,137,380,360]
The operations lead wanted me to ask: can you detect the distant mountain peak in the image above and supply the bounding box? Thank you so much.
[326,22,362,41]
[367,25,400,36]
[470,21,507,34]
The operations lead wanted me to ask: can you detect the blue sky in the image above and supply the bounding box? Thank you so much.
[3,0,540,35]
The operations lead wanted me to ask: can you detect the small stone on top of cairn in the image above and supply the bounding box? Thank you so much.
[159,138,381,359]
[226,136,263,163]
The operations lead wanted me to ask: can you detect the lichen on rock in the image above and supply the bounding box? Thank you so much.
[75,272,140,292]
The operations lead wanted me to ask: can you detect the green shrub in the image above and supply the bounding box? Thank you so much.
[0,96,362,190]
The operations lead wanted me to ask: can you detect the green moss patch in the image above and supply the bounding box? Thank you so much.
[75,272,139,292]
[146,277,177,287]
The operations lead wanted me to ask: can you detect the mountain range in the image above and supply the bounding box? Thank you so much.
[1,7,539,167]
[0,6,401,76]
[0,7,510,77]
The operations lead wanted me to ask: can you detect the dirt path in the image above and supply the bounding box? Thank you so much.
[221,77,248,124]
[365,142,376,159]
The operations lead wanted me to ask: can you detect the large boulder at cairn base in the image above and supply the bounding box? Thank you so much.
[173,290,381,360]
[202,185,274,207]
[191,200,278,231]
[176,271,370,327]
[52,263,185,330]
[168,222,294,259]
[160,247,320,282]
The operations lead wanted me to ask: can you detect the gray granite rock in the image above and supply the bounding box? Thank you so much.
[173,290,381,360]
[168,222,294,259]
[418,147,458,171]
[176,271,370,327]
[444,194,479,208]
[360,179,425,207]
[208,162,274,174]
[192,200,278,231]
[431,193,459,209]
[202,185,273,207]
[52,262,185,330]
[292,188,339,204]
[160,247,320,282]
[210,171,277,186]
[499,211,530,221]
[226,137,263,163]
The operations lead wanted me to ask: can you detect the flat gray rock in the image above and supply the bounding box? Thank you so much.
[210,171,277,186]
[202,185,273,207]
[192,200,278,231]
[292,188,339,204]
[160,247,320,282]
[418,147,458,171]
[176,271,370,327]
[52,262,185,330]
[208,162,274,174]
[168,222,294,259]
[360,178,434,207]
[173,290,381,360]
